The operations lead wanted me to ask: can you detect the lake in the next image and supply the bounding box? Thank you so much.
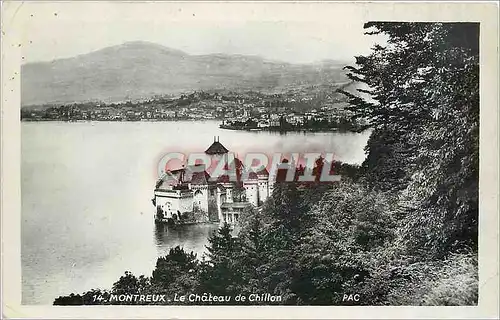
[21,120,371,304]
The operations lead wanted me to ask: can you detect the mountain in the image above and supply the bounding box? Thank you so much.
[21,41,349,106]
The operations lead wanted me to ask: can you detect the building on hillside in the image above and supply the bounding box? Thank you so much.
[153,138,271,225]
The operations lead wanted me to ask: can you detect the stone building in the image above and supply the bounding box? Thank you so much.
[153,138,270,225]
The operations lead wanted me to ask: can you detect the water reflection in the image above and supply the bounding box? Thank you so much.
[154,223,220,259]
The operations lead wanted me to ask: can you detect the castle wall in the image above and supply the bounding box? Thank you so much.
[178,196,194,215]
[155,195,169,218]
[155,190,193,220]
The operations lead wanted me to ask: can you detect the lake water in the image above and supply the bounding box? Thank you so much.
[21,120,371,304]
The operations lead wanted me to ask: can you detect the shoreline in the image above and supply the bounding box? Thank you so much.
[21,119,367,133]
[219,125,363,133]
[20,118,219,123]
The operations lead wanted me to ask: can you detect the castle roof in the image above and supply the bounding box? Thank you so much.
[205,137,229,155]
[215,174,238,184]
[256,167,269,176]
[156,164,210,187]
[243,166,269,180]
[156,171,182,189]
[223,157,244,170]
[220,202,251,209]
[246,172,259,180]
[191,171,210,185]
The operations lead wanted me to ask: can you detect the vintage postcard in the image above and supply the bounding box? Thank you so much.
[1,1,498,319]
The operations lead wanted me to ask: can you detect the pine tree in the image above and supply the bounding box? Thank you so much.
[198,223,243,299]
[236,207,269,300]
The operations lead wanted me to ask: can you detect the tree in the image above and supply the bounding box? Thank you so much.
[235,206,277,301]
[266,182,303,231]
[340,22,479,257]
[150,246,199,302]
[198,223,243,300]
[359,127,412,191]
[111,271,151,305]
[296,181,398,305]
[256,182,313,304]
[54,289,111,305]
[112,271,148,295]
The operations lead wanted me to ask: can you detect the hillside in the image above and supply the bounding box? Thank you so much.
[21,41,349,106]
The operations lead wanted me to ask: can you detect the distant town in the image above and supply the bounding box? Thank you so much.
[21,84,367,132]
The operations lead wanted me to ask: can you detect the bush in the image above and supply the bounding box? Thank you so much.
[421,253,478,306]
[386,252,478,305]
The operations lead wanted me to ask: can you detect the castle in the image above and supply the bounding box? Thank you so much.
[153,138,272,225]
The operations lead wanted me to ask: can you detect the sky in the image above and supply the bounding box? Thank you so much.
[7,2,386,64]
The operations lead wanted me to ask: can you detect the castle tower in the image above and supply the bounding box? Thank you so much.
[257,167,270,204]
[205,136,229,176]
[243,171,259,207]
[215,185,225,223]
[221,182,233,203]
[189,165,210,220]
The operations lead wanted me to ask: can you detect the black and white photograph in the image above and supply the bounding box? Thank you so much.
[1,1,498,319]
